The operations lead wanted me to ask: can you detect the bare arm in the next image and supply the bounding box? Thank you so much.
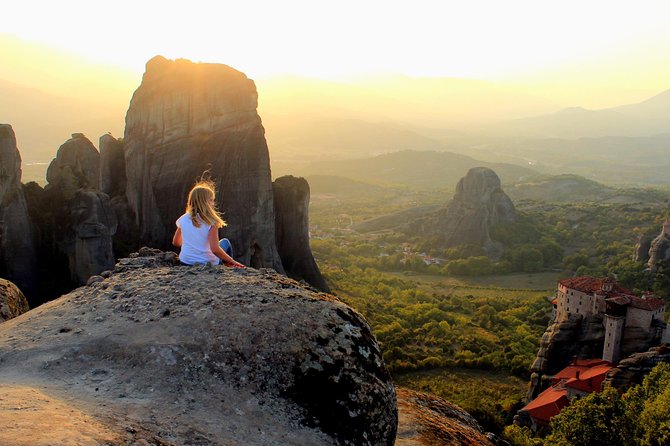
[172,227,183,247]
[208,227,244,267]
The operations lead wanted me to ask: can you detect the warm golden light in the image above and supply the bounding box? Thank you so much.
[3,0,670,90]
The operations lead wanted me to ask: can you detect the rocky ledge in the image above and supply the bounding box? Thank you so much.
[0,249,397,445]
[395,387,494,446]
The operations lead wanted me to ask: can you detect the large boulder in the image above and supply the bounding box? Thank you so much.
[123,56,283,271]
[433,167,516,256]
[0,250,397,445]
[395,387,494,446]
[273,175,329,292]
[0,124,37,294]
[0,279,29,322]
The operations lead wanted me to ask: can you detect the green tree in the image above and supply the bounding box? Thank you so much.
[546,387,635,446]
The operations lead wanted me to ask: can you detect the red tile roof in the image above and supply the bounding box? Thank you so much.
[559,276,665,312]
[522,387,570,424]
[565,377,593,392]
[525,359,613,424]
[559,276,633,295]
[629,296,665,311]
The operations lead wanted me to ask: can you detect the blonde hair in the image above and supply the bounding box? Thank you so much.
[185,180,227,228]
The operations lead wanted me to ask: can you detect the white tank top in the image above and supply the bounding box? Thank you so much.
[176,213,220,265]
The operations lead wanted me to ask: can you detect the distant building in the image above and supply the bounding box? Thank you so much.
[520,359,612,430]
[553,276,667,363]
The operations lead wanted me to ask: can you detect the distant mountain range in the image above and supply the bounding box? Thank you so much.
[301,151,666,205]
[504,89,670,138]
[297,150,539,190]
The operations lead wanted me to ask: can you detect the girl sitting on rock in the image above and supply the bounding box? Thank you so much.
[172,180,245,268]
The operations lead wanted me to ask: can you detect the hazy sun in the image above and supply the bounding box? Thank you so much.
[3,0,670,87]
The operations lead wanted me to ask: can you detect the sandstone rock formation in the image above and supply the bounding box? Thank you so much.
[0,124,37,294]
[99,134,125,197]
[5,57,328,303]
[395,387,494,446]
[123,56,283,271]
[0,279,29,322]
[526,314,605,400]
[0,249,396,445]
[648,221,670,268]
[433,167,516,256]
[42,134,117,286]
[603,345,670,390]
[273,175,329,292]
[46,133,100,199]
[61,189,118,284]
[633,233,654,262]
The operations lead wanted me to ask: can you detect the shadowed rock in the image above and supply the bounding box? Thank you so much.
[62,190,117,284]
[434,167,516,256]
[0,279,29,322]
[123,56,283,271]
[0,250,397,445]
[0,124,37,294]
[99,134,125,197]
[41,134,117,286]
[273,175,329,292]
[46,133,100,199]
[648,221,670,268]
[603,345,670,391]
[634,233,654,262]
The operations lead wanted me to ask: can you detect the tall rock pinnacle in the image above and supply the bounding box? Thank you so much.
[434,167,517,256]
[123,56,283,271]
[0,124,37,294]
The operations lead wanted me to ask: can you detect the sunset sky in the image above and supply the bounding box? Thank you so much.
[3,0,670,89]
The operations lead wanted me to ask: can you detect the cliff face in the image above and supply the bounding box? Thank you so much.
[0,124,37,294]
[123,56,282,271]
[433,167,516,256]
[273,175,329,292]
[633,233,654,262]
[648,228,670,267]
[0,249,396,445]
[99,134,125,197]
[527,314,605,400]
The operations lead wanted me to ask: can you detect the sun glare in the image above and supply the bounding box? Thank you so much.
[3,0,670,86]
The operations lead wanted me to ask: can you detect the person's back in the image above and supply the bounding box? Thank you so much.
[172,179,244,268]
[176,213,219,265]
